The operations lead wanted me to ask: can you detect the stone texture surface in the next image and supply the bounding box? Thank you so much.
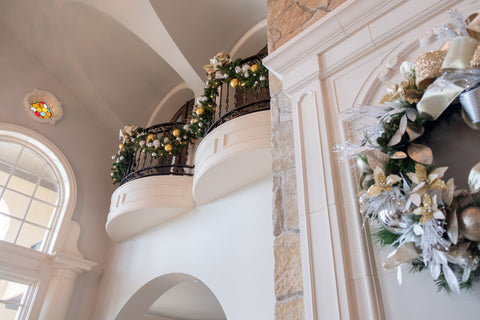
[268,0,348,51]
[275,3,312,37]
[272,120,295,171]
[275,297,305,320]
[267,0,291,24]
[299,0,329,10]
[274,231,303,297]
[283,168,299,229]
[274,232,303,300]
[272,173,284,237]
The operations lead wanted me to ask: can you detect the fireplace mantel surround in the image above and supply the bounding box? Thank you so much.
[264,0,479,318]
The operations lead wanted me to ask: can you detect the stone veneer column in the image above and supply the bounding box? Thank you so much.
[267,1,348,319]
[270,73,304,320]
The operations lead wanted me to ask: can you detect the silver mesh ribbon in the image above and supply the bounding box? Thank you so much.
[460,85,480,123]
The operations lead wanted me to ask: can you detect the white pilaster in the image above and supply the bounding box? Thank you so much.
[39,222,96,320]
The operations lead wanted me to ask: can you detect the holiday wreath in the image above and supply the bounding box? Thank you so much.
[337,10,480,293]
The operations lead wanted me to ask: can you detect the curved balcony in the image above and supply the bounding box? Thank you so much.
[107,50,271,238]
[193,69,271,205]
[107,123,195,242]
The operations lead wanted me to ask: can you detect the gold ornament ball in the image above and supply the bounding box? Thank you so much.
[250,64,259,72]
[230,78,240,88]
[172,129,181,137]
[119,143,124,150]
[164,144,173,152]
[196,107,206,116]
[147,133,155,141]
[459,207,480,241]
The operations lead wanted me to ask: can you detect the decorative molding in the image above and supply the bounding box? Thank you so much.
[263,0,480,319]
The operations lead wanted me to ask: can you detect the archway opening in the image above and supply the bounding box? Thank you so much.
[116,273,226,320]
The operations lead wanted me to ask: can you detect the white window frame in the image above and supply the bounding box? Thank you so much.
[0,123,79,319]
[0,123,77,254]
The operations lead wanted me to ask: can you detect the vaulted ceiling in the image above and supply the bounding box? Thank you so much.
[0,0,267,131]
[0,1,267,319]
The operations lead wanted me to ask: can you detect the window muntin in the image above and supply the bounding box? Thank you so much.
[0,141,59,251]
[0,278,34,320]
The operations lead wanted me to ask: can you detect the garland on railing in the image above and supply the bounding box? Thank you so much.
[336,10,480,293]
[111,52,269,184]
[190,52,269,137]
[110,125,192,183]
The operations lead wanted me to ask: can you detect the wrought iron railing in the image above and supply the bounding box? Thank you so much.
[205,54,270,135]
[120,122,194,185]
[117,50,270,185]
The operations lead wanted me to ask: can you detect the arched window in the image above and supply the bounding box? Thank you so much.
[0,123,76,254]
[0,123,79,320]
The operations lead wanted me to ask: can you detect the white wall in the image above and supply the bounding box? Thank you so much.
[0,21,115,320]
[92,177,275,320]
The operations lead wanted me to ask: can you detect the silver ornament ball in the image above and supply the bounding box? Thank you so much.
[459,207,480,241]
[378,197,407,234]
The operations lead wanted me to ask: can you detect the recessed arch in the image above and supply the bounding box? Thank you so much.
[116,273,226,320]
[147,82,195,126]
[230,19,267,59]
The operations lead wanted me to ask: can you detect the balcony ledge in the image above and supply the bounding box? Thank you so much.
[106,175,194,242]
[193,110,272,205]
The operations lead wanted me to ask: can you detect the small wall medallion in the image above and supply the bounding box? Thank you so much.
[24,89,63,124]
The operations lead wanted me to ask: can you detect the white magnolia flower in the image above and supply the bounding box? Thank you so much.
[235,66,242,73]
[400,61,415,78]
[139,140,145,146]
[153,140,161,148]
